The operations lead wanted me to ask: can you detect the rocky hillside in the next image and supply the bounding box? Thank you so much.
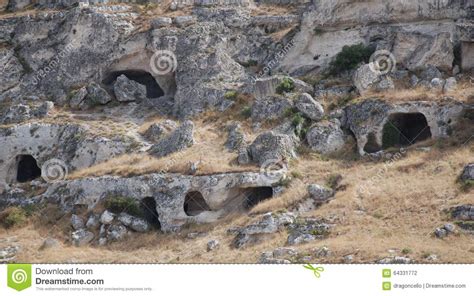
[0,0,473,264]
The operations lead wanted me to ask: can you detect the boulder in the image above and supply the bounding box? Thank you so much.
[307,184,335,202]
[149,120,195,157]
[287,218,330,245]
[86,83,112,105]
[443,77,457,93]
[430,78,445,91]
[225,123,246,151]
[118,213,150,233]
[86,214,100,229]
[295,93,324,121]
[113,74,147,102]
[207,240,219,252]
[174,16,195,28]
[107,224,128,241]
[100,210,115,225]
[450,204,474,221]
[420,65,442,81]
[273,247,298,258]
[460,164,474,181]
[251,96,293,122]
[144,120,178,142]
[306,119,346,155]
[71,214,84,230]
[151,17,172,28]
[39,238,59,251]
[71,229,94,247]
[249,131,296,166]
[353,64,381,94]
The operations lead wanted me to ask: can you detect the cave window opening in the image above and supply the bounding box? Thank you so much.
[103,70,164,98]
[140,197,161,229]
[184,191,211,216]
[364,132,382,153]
[243,187,274,210]
[16,155,41,183]
[382,113,432,149]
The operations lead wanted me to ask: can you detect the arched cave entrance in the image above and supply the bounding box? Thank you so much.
[16,155,41,183]
[364,132,381,153]
[184,191,211,216]
[243,187,274,209]
[140,197,161,229]
[382,113,432,149]
[103,70,165,98]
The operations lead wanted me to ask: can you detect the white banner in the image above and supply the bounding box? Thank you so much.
[0,264,472,295]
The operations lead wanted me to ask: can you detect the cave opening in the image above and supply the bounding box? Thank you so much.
[16,155,41,183]
[140,197,161,229]
[103,70,164,98]
[184,191,211,216]
[382,113,432,149]
[243,187,274,209]
[364,132,382,153]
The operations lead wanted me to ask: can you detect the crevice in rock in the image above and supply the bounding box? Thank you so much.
[242,187,274,209]
[364,132,382,153]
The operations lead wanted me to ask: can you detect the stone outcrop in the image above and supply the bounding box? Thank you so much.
[39,171,283,232]
[344,98,466,155]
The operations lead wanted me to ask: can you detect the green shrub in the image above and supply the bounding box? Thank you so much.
[105,196,142,217]
[3,207,27,228]
[327,43,374,75]
[276,77,295,94]
[224,90,238,101]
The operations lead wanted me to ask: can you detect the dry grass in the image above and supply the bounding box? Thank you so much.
[69,116,257,179]
[3,132,473,263]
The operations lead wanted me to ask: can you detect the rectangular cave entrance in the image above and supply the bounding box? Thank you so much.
[102,70,165,98]
[382,112,432,149]
[140,197,161,229]
[243,187,274,210]
[184,191,211,216]
[16,154,42,183]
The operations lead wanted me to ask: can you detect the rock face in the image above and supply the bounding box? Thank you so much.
[279,0,467,75]
[344,99,466,155]
[0,123,132,185]
[225,123,246,151]
[149,121,195,157]
[249,132,297,165]
[113,75,147,102]
[287,218,331,245]
[0,102,54,124]
[306,120,346,155]
[40,171,280,232]
[460,164,474,181]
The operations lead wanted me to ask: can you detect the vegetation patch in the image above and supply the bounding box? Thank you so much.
[327,43,374,75]
[276,77,295,94]
[105,196,142,217]
[1,207,28,228]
